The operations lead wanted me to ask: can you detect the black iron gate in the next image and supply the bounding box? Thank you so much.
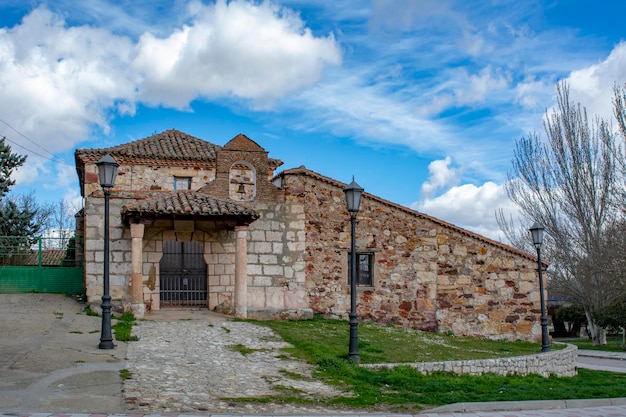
[160,240,207,307]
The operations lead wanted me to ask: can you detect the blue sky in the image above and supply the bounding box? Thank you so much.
[0,0,624,240]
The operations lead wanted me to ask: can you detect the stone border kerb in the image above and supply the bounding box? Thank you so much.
[361,343,577,377]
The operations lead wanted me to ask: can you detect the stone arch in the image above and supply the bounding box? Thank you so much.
[229,160,256,201]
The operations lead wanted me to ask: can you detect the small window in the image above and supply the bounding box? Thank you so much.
[174,176,192,190]
[348,252,374,286]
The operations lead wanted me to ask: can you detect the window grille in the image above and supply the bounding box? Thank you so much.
[348,252,374,286]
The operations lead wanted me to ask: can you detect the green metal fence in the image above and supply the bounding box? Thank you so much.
[0,236,84,294]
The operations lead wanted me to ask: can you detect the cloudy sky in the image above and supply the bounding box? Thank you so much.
[0,0,624,241]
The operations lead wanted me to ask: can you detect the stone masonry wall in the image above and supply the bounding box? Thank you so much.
[83,191,310,317]
[83,163,216,197]
[83,194,133,306]
[245,201,311,319]
[363,344,578,377]
[282,171,544,342]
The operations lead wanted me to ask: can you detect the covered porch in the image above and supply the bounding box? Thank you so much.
[121,190,259,319]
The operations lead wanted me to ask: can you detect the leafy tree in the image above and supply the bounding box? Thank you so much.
[595,299,626,350]
[0,137,26,199]
[595,300,626,332]
[554,304,586,336]
[500,82,625,345]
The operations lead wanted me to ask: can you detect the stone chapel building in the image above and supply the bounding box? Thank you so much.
[74,129,545,341]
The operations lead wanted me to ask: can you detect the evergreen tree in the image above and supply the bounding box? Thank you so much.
[0,137,27,199]
[0,138,37,264]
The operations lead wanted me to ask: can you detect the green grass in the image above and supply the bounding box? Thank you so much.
[112,312,139,342]
[250,316,626,411]
[228,343,269,356]
[555,336,626,352]
[120,369,133,380]
[84,305,99,317]
[259,316,551,364]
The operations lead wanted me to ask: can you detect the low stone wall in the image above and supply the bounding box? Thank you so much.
[362,343,577,377]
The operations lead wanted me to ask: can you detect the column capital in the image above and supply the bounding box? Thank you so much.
[130,222,145,238]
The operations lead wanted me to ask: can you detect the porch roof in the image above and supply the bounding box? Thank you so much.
[121,190,259,224]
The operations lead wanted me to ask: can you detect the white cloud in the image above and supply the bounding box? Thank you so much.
[291,72,457,153]
[411,156,518,241]
[419,156,461,200]
[0,7,137,151]
[514,76,553,110]
[0,1,341,194]
[414,180,520,241]
[63,188,84,214]
[566,41,626,121]
[453,66,510,106]
[133,0,341,109]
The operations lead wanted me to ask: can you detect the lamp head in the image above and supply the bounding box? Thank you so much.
[529,222,545,249]
[343,177,364,213]
[95,153,119,189]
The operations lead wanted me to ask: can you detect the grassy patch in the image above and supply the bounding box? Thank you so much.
[120,369,133,380]
[555,337,626,352]
[228,343,269,356]
[278,369,309,380]
[112,312,139,342]
[53,311,63,319]
[318,366,626,409]
[221,325,231,333]
[69,330,83,334]
[251,316,626,410]
[84,305,99,317]
[259,316,550,364]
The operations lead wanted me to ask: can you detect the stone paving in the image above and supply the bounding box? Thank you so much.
[123,318,353,414]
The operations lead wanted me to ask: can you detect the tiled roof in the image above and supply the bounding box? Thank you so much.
[75,129,283,168]
[16,249,67,266]
[76,129,221,162]
[122,190,259,220]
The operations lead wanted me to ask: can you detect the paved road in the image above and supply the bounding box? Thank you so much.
[0,294,127,412]
[577,349,626,372]
[2,294,626,417]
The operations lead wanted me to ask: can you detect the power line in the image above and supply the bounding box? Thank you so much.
[0,119,75,168]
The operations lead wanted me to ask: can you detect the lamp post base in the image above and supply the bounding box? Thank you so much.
[99,295,115,350]
[348,312,360,363]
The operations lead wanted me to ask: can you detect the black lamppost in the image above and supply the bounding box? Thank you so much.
[529,222,550,352]
[96,153,119,350]
[343,178,364,362]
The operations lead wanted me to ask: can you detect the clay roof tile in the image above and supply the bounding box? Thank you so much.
[122,190,259,220]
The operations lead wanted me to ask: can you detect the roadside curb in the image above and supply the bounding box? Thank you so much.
[429,397,626,413]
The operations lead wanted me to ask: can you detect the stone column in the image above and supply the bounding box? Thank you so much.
[130,222,145,318]
[234,225,248,319]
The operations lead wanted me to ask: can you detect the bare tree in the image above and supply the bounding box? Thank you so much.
[612,83,626,212]
[503,82,624,345]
